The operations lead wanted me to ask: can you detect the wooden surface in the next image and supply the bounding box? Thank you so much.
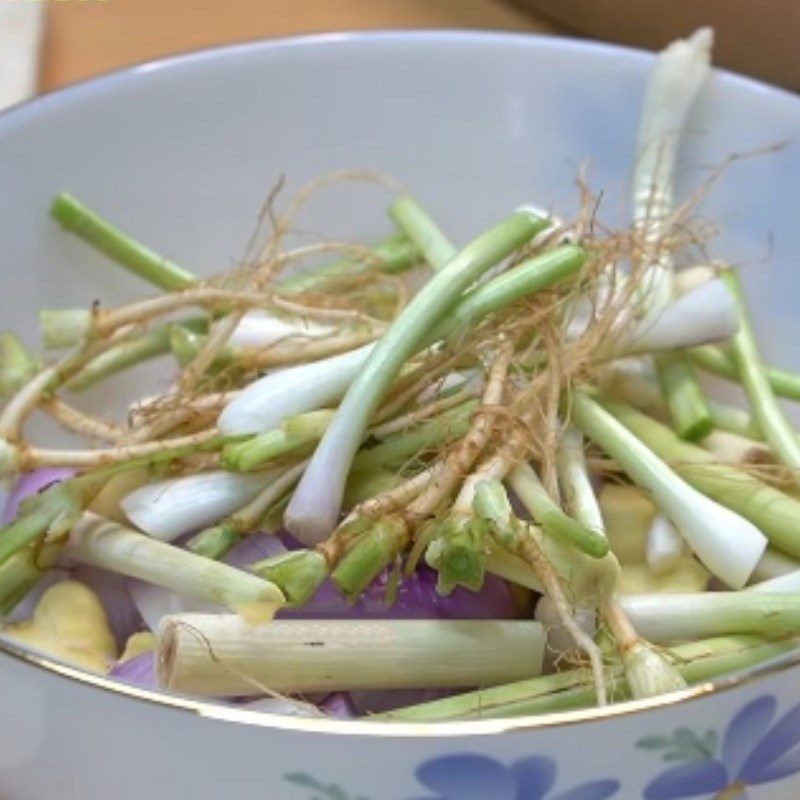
[41,0,565,91]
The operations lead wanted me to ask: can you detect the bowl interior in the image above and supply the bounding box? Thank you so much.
[1,30,799,723]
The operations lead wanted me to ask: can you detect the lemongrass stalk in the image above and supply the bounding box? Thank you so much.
[66,514,284,623]
[222,410,334,472]
[66,321,206,391]
[601,400,800,559]
[646,514,685,576]
[723,269,800,487]
[389,196,458,269]
[375,634,790,721]
[218,242,581,436]
[121,470,273,541]
[556,427,605,535]
[51,193,196,291]
[251,550,327,606]
[572,391,766,587]
[620,591,800,642]
[655,352,713,440]
[690,346,800,402]
[187,461,308,559]
[751,548,800,583]
[157,616,545,697]
[287,209,545,542]
[277,232,419,294]
[507,463,609,558]
[0,334,39,397]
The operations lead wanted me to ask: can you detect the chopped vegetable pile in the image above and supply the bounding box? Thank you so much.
[1,27,799,722]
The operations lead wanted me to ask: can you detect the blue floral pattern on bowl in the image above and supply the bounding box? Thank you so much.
[640,694,800,799]
[408,753,621,799]
[284,694,800,799]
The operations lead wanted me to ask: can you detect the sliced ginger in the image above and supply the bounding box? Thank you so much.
[4,580,117,674]
[599,484,656,565]
[618,558,710,595]
[119,631,156,663]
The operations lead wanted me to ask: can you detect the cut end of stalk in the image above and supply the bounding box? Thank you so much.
[425,516,486,595]
[186,524,240,560]
[331,516,407,599]
[252,550,327,607]
[235,598,283,627]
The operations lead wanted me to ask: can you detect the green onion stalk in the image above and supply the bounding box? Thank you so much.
[599,398,800,561]
[374,634,795,721]
[186,461,309,560]
[571,390,767,588]
[473,478,610,705]
[690,345,800,402]
[630,29,714,441]
[329,338,517,601]
[0,334,39,398]
[218,240,586,437]
[552,428,686,699]
[722,269,800,488]
[286,203,549,543]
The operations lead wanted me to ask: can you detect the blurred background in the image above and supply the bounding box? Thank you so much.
[1,0,797,111]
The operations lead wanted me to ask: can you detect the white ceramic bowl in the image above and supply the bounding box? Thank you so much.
[2,31,800,800]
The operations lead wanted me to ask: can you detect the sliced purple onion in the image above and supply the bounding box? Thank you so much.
[280,563,516,621]
[109,650,156,689]
[128,579,221,633]
[319,692,358,719]
[3,467,74,524]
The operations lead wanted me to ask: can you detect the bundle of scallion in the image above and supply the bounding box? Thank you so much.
[2,27,799,722]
